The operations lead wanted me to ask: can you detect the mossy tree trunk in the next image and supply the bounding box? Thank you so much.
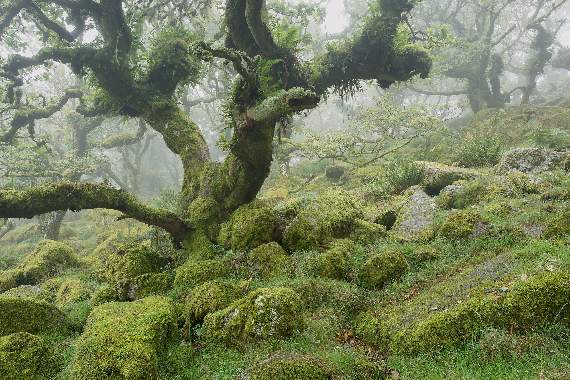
[0,0,431,243]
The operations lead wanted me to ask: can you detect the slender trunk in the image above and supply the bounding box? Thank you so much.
[44,210,66,240]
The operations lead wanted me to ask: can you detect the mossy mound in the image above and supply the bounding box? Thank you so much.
[438,209,485,240]
[419,161,481,195]
[248,242,291,279]
[0,333,61,380]
[356,271,570,354]
[544,210,570,238]
[42,276,94,306]
[90,284,122,306]
[301,239,358,280]
[202,287,304,345]
[358,251,408,289]
[186,279,240,325]
[0,296,69,335]
[349,219,386,244]
[1,285,51,302]
[282,189,364,251]
[248,354,336,380]
[219,201,280,252]
[0,240,78,292]
[174,258,230,290]
[128,272,174,300]
[91,239,167,283]
[70,296,177,379]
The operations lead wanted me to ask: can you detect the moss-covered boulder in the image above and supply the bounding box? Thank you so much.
[1,285,51,302]
[91,239,167,283]
[42,276,94,307]
[283,189,363,251]
[0,240,78,292]
[358,251,408,289]
[302,239,357,280]
[248,354,336,380]
[70,296,177,379]
[0,333,61,380]
[128,272,174,300]
[174,258,230,290]
[248,242,291,279]
[438,209,485,240]
[0,296,69,335]
[496,147,570,174]
[391,187,437,242]
[219,201,280,252]
[419,161,481,196]
[202,287,304,345]
[186,279,240,326]
[349,219,386,244]
[356,271,570,354]
[90,284,122,306]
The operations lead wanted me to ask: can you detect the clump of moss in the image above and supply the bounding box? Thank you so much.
[129,272,174,299]
[186,279,240,326]
[282,189,363,251]
[202,287,305,345]
[0,240,78,292]
[357,271,570,354]
[436,180,486,210]
[248,353,336,380]
[219,201,279,252]
[0,296,69,335]
[544,211,570,238]
[438,210,483,240]
[0,333,61,380]
[91,239,167,283]
[42,276,94,307]
[358,251,408,289]
[349,219,386,244]
[301,239,358,280]
[174,259,230,290]
[1,285,51,302]
[90,284,121,306]
[248,242,291,279]
[70,296,177,379]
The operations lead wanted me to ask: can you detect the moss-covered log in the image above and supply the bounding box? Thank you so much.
[0,183,191,240]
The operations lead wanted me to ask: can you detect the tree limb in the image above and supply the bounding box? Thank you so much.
[0,182,192,240]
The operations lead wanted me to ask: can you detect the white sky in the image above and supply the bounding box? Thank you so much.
[324,0,349,34]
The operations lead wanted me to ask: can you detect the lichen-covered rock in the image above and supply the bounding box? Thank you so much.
[496,148,570,174]
[0,333,61,380]
[391,187,436,242]
[70,296,177,379]
[438,210,485,240]
[91,239,167,283]
[0,240,78,292]
[0,296,69,335]
[248,354,336,380]
[186,280,240,325]
[358,251,408,289]
[219,201,280,252]
[202,287,304,345]
[282,189,363,251]
[248,242,291,279]
[174,259,230,290]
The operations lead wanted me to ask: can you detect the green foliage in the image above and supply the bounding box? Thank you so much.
[358,250,409,289]
[202,287,305,346]
[219,201,279,252]
[453,132,503,168]
[0,333,61,380]
[70,296,177,379]
[0,296,70,336]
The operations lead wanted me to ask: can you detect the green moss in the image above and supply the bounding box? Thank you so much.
[302,239,358,281]
[0,240,78,292]
[70,296,177,379]
[0,296,70,336]
[174,258,230,292]
[91,238,167,283]
[358,250,408,289]
[544,211,570,238]
[202,287,305,345]
[129,272,174,299]
[349,219,386,244]
[0,333,61,380]
[438,210,483,240]
[248,242,291,279]
[218,201,279,252]
[186,279,240,326]
[283,189,364,251]
[42,276,94,307]
[1,285,51,302]
[90,284,121,306]
[248,354,336,380]
[356,271,570,354]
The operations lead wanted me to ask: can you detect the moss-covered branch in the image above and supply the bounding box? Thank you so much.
[245,0,284,58]
[0,182,191,240]
[246,88,319,122]
[100,120,147,149]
